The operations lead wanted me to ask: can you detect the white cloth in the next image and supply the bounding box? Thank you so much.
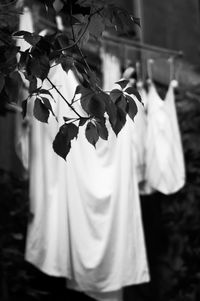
[132,82,147,184]
[24,59,149,300]
[16,11,150,298]
[15,7,34,171]
[145,80,185,194]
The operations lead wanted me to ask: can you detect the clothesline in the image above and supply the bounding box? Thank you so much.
[102,33,183,58]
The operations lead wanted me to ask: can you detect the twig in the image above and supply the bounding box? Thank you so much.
[46,77,82,118]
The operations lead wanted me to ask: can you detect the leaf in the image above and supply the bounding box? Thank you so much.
[96,118,108,140]
[63,116,75,122]
[22,99,28,119]
[126,95,138,120]
[29,76,37,94]
[0,46,19,74]
[24,33,41,46]
[52,122,79,160]
[18,50,30,71]
[73,61,90,87]
[0,73,5,94]
[110,89,123,103]
[53,128,71,160]
[41,97,56,117]
[125,86,142,103]
[39,89,53,98]
[101,92,117,128]
[61,56,74,73]
[88,94,106,117]
[85,121,99,147]
[79,117,88,126]
[88,14,105,39]
[130,16,140,27]
[65,123,79,141]
[115,79,129,89]
[56,34,70,49]
[5,71,22,101]
[33,98,49,123]
[28,55,50,81]
[13,30,31,36]
[112,107,126,136]
[116,94,127,113]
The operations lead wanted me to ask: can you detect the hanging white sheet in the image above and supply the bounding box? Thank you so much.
[145,79,185,194]
[25,58,149,300]
[17,9,150,300]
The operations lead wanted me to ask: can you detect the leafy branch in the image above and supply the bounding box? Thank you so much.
[0,0,141,159]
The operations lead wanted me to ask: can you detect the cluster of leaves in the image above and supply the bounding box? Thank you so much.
[0,0,140,159]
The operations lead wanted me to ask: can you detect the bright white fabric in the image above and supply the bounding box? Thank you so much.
[25,63,149,299]
[15,7,34,171]
[132,81,147,184]
[17,11,149,299]
[145,80,185,194]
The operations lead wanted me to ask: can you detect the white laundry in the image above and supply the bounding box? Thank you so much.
[17,9,149,301]
[132,81,147,184]
[24,65,149,297]
[145,79,185,194]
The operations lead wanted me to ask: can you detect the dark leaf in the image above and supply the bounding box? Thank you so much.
[67,123,79,140]
[63,116,75,122]
[0,46,19,74]
[112,107,126,136]
[0,73,5,94]
[126,95,138,120]
[53,122,79,159]
[53,128,71,160]
[39,89,53,98]
[13,30,31,36]
[79,85,93,99]
[61,56,74,73]
[56,34,70,49]
[88,94,106,117]
[125,87,142,103]
[24,33,41,46]
[110,89,123,103]
[22,99,28,119]
[88,14,105,39]
[29,76,37,94]
[79,117,88,126]
[101,92,117,128]
[0,89,9,115]
[116,94,127,113]
[115,79,129,89]
[130,16,140,27]
[5,71,22,101]
[33,97,49,123]
[35,37,52,56]
[74,85,83,95]
[96,118,108,140]
[18,50,30,71]
[85,121,99,147]
[28,55,50,81]
[41,97,56,117]
[73,61,90,87]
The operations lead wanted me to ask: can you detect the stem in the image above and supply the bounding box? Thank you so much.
[57,21,90,52]
[69,0,92,73]
[47,77,82,118]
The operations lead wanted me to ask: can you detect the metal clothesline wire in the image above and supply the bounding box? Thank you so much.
[102,33,183,58]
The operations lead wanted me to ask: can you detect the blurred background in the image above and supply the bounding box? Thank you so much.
[0,0,200,301]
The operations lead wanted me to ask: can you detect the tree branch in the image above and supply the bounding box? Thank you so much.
[46,77,82,118]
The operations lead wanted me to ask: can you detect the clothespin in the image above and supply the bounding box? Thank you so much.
[147,58,154,84]
[168,56,178,87]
